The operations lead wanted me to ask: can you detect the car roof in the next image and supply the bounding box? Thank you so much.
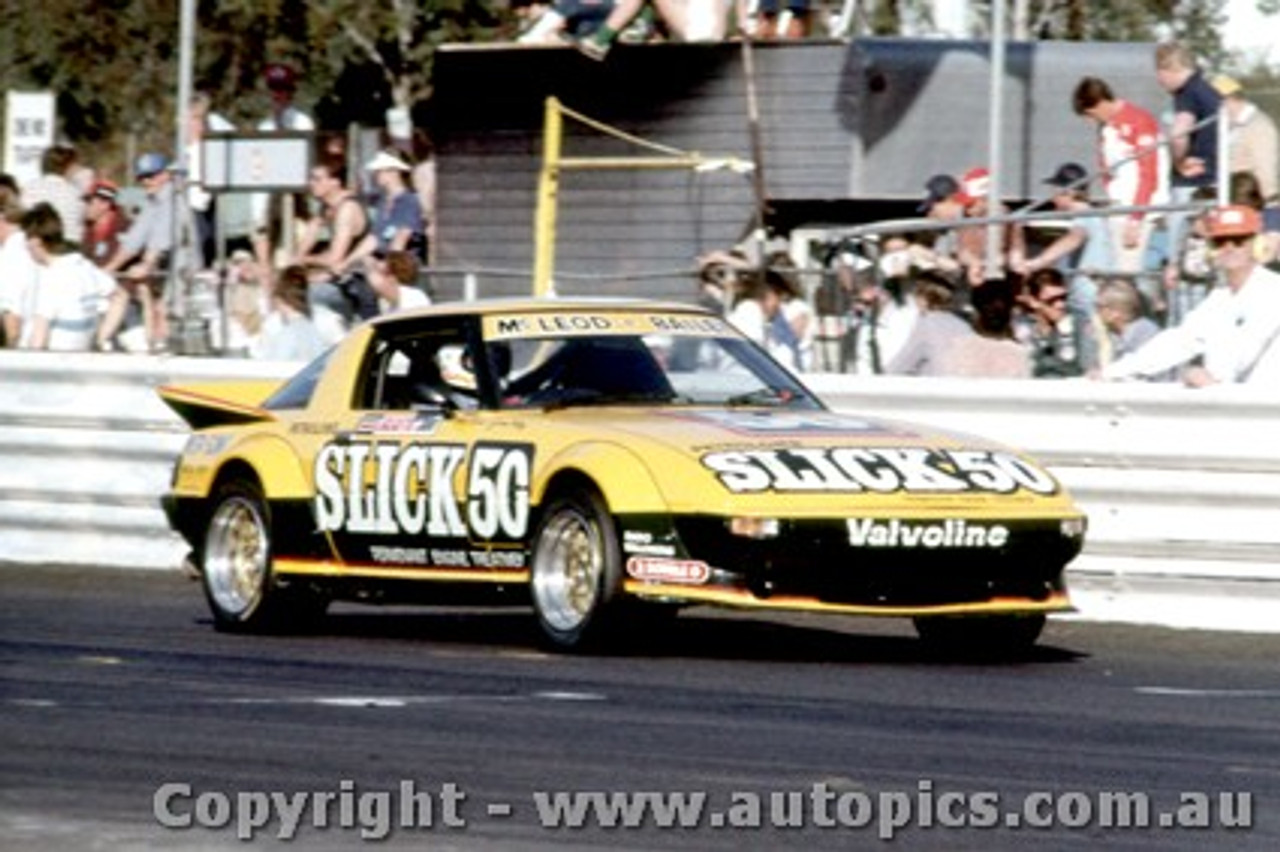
[367,296,713,327]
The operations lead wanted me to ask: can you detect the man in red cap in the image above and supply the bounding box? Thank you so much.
[1101,205,1280,386]
[82,180,129,268]
[258,64,313,133]
[951,166,1025,287]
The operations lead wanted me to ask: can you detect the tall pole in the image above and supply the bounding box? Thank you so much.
[741,36,769,271]
[533,97,563,298]
[984,0,1006,281]
[169,0,196,345]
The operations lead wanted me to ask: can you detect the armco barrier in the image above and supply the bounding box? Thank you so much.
[2,351,1278,626]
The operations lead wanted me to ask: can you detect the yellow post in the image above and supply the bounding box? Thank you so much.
[532,97,563,297]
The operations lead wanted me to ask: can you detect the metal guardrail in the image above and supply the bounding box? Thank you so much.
[2,353,1277,604]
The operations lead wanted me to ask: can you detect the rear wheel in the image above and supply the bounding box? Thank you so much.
[529,487,623,650]
[202,480,324,632]
[913,614,1046,658]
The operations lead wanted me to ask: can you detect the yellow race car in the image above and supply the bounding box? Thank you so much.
[160,298,1085,652]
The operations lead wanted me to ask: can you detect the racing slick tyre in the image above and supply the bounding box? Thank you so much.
[201,479,326,633]
[529,486,624,651]
[912,614,1046,658]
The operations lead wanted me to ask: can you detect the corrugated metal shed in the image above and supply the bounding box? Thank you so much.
[431,38,1161,300]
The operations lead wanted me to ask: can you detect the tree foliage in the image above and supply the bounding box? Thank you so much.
[0,0,1268,175]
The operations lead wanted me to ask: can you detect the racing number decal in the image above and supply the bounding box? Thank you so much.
[701,447,1058,495]
[467,444,532,541]
[313,440,533,540]
[944,450,1058,494]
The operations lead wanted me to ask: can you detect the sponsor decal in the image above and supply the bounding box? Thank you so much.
[289,422,339,435]
[370,545,429,565]
[356,412,442,434]
[313,441,532,540]
[366,546,526,569]
[846,518,1010,549]
[183,434,231,456]
[679,410,902,437]
[622,529,677,557]
[701,447,1057,495]
[484,312,727,341]
[469,549,526,568]
[626,557,711,585]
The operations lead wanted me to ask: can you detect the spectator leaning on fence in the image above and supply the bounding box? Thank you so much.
[1102,205,1280,387]
[1155,41,1221,311]
[81,180,129,269]
[1013,161,1115,320]
[951,167,1025,288]
[0,187,39,348]
[1072,76,1168,277]
[96,153,176,353]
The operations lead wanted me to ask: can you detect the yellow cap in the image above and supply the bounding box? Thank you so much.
[1211,74,1243,97]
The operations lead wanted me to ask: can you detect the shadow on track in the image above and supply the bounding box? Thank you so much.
[217,604,1086,667]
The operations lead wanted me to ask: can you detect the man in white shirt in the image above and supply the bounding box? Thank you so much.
[20,203,114,351]
[0,187,39,347]
[1102,205,1280,387]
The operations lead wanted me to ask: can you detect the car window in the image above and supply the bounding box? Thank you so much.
[357,320,482,411]
[262,348,333,410]
[493,331,819,410]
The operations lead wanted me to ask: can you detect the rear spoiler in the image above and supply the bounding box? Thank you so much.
[158,381,283,430]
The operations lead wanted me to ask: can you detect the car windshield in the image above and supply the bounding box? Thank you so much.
[484,317,821,411]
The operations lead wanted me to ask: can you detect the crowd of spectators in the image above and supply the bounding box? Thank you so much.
[767,41,1278,388]
[515,0,812,59]
[1,40,1276,392]
[0,62,436,358]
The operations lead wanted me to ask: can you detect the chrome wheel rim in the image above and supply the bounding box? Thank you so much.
[204,496,269,618]
[532,508,603,633]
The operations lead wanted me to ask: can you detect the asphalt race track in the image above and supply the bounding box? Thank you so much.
[2,565,1279,851]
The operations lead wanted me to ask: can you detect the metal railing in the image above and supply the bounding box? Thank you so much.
[1,353,1276,623]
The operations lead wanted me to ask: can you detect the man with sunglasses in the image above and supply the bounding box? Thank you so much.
[1101,205,1280,386]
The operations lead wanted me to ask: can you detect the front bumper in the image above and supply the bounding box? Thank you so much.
[622,514,1083,616]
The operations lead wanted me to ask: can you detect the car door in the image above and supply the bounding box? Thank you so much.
[312,317,533,579]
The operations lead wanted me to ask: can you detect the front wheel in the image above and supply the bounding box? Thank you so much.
[913,614,1046,658]
[529,487,623,650]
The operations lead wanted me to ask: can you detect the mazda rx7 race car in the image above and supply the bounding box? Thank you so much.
[160,298,1085,652]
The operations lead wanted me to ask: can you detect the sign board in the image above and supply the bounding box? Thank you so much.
[201,132,312,192]
[3,91,56,186]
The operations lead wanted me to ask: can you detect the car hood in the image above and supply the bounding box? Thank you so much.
[540,406,1077,517]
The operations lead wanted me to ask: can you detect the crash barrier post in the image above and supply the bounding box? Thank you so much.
[1,352,1277,626]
